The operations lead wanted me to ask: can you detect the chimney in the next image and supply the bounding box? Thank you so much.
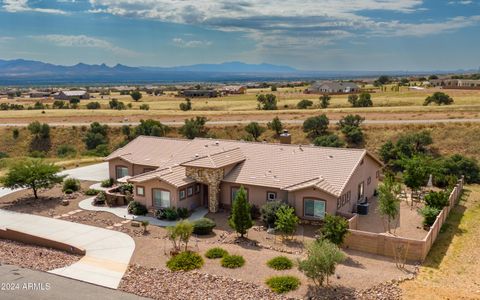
[279,129,291,144]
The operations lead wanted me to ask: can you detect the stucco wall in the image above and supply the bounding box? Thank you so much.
[108,158,158,179]
[219,182,287,209]
[288,187,337,220]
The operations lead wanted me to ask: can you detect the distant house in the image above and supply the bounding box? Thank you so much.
[306,81,360,94]
[29,90,51,98]
[221,85,247,95]
[430,79,480,89]
[179,90,218,98]
[54,90,90,101]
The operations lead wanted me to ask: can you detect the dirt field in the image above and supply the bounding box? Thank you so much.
[401,185,480,299]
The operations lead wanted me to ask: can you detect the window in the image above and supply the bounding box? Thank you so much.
[195,184,200,194]
[116,166,129,179]
[367,176,372,185]
[358,182,364,201]
[187,186,193,197]
[179,189,186,200]
[266,192,277,201]
[136,186,145,196]
[153,189,170,208]
[304,199,326,219]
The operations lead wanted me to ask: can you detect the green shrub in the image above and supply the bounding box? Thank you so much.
[192,218,216,235]
[93,191,106,205]
[265,276,300,294]
[57,144,77,158]
[267,256,293,270]
[101,178,114,188]
[86,102,101,109]
[85,188,100,196]
[260,200,284,228]
[424,191,450,210]
[205,247,228,259]
[139,104,150,111]
[166,251,204,271]
[156,207,179,220]
[319,214,349,245]
[127,201,148,216]
[64,188,74,194]
[63,178,81,192]
[297,99,313,109]
[221,255,245,268]
[0,152,8,159]
[177,207,189,219]
[419,206,440,227]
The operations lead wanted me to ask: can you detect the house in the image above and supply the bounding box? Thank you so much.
[105,136,382,221]
[221,85,247,95]
[54,90,90,101]
[29,90,51,98]
[179,90,218,98]
[430,79,480,89]
[306,81,360,94]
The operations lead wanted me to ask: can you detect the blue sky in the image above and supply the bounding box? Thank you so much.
[0,0,479,71]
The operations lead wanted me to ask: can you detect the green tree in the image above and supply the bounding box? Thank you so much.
[338,114,364,129]
[180,116,208,139]
[374,75,391,86]
[319,214,349,245]
[297,99,313,109]
[377,177,401,233]
[167,220,194,252]
[319,94,330,109]
[401,155,431,192]
[303,114,329,138]
[267,116,283,136]
[0,159,64,199]
[257,94,278,110]
[86,102,101,109]
[130,90,143,101]
[245,122,266,141]
[179,98,192,111]
[83,122,109,150]
[274,206,299,239]
[424,92,454,105]
[298,240,345,286]
[357,92,373,107]
[228,186,253,237]
[313,134,345,148]
[27,121,51,152]
[109,99,126,110]
[133,119,170,138]
[439,154,479,184]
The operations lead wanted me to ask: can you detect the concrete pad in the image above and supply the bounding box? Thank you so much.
[0,209,135,289]
[58,162,109,182]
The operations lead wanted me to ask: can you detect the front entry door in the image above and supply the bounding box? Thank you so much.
[203,185,209,208]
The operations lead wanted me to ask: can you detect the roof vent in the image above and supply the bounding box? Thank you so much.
[328,155,333,159]
[195,154,199,157]
[215,141,220,146]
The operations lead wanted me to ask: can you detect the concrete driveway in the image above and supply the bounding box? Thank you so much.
[59,162,109,182]
[0,209,135,289]
[0,265,145,300]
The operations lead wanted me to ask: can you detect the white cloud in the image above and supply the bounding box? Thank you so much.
[448,1,473,5]
[31,34,137,56]
[2,0,68,14]
[172,38,212,48]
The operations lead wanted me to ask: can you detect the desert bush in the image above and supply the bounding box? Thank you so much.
[127,201,148,216]
[267,256,293,270]
[265,276,300,294]
[0,152,8,159]
[86,102,101,109]
[318,214,349,245]
[167,220,194,252]
[139,103,150,110]
[275,205,299,239]
[221,255,245,269]
[297,99,313,109]
[192,218,216,235]
[57,144,77,158]
[85,188,100,196]
[419,206,440,227]
[156,207,179,220]
[205,247,228,259]
[63,178,80,192]
[101,178,114,188]
[64,188,74,194]
[166,251,204,271]
[260,200,284,228]
[177,207,189,219]
[313,134,345,148]
[424,191,450,210]
[93,191,106,205]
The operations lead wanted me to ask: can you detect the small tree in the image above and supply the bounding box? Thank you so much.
[348,93,372,107]
[313,134,344,148]
[130,90,142,101]
[228,186,252,237]
[319,214,349,245]
[298,240,345,286]
[133,119,170,137]
[377,177,401,233]
[83,122,109,150]
[260,200,284,228]
[180,116,208,139]
[167,220,194,252]
[245,122,266,141]
[275,205,299,240]
[424,92,453,106]
[319,94,330,109]
[1,159,64,199]
[297,99,313,109]
[267,116,283,136]
[303,114,329,138]
[179,98,192,111]
[257,94,278,110]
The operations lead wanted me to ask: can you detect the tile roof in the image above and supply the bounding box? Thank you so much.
[109,136,381,196]
[61,90,88,96]
[128,165,195,187]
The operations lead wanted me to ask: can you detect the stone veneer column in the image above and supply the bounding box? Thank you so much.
[185,167,224,213]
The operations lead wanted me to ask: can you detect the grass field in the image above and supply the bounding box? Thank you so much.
[401,185,480,299]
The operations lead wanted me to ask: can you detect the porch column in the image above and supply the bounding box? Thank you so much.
[208,183,220,213]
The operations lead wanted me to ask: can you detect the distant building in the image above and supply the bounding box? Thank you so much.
[54,90,90,101]
[221,85,247,95]
[179,90,218,98]
[29,90,51,98]
[430,79,480,89]
[306,81,360,94]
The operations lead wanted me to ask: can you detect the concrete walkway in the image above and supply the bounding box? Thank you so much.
[79,197,209,227]
[59,162,109,182]
[0,209,135,289]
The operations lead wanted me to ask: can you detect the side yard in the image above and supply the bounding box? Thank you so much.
[401,185,480,299]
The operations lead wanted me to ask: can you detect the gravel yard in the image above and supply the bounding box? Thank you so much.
[0,239,82,272]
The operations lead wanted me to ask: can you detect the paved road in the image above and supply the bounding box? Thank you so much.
[0,209,135,289]
[0,264,145,300]
[0,118,479,127]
